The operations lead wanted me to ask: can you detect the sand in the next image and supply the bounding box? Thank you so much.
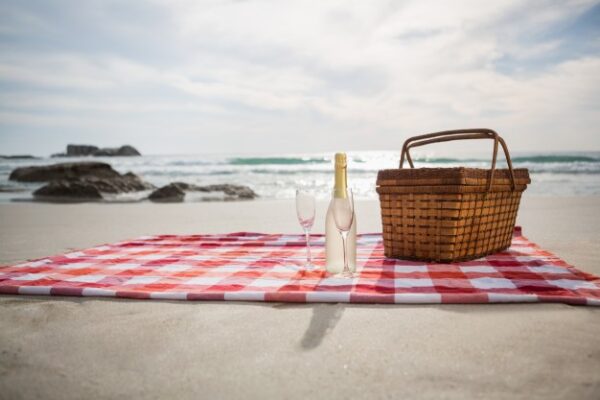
[1,195,599,399]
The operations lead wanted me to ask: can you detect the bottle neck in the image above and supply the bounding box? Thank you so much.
[333,163,347,198]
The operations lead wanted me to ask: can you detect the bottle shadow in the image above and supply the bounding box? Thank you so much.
[299,304,345,350]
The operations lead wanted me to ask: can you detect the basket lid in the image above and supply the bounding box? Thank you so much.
[376,167,530,187]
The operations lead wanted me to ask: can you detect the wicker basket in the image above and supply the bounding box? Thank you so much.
[376,129,530,262]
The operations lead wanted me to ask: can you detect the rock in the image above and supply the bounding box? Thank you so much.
[169,182,203,191]
[148,182,258,201]
[33,181,103,200]
[93,145,141,157]
[31,174,154,200]
[0,155,37,159]
[77,174,154,193]
[9,162,121,182]
[118,145,141,156]
[201,184,257,199]
[11,161,154,201]
[67,145,99,156]
[148,183,186,202]
[52,144,141,157]
[32,174,153,201]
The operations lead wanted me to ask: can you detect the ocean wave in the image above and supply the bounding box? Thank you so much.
[229,156,328,165]
[527,169,600,175]
[411,155,600,164]
[2,152,600,201]
[166,160,217,166]
[246,168,381,175]
[512,155,599,163]
[412,157,483,163]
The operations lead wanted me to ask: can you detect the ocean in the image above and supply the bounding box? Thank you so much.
[1,151,600,202]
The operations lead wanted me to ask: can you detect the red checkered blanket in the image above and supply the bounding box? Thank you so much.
[1,227,599,305]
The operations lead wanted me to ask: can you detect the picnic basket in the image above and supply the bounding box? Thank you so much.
[376,129,530,262]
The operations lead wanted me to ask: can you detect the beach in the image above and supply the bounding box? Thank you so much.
[2,0,600,397]
[0,195,599,399]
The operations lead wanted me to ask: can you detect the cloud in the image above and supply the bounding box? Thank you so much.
[0,0,599,155]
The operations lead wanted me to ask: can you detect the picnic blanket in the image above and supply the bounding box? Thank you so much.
[1,227,599,305]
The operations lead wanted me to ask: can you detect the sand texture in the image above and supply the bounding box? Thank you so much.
[1,196,599,399]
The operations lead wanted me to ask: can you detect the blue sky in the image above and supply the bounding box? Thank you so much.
[0,0,599,155]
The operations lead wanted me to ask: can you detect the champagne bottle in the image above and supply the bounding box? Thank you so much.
[326,153,357,273]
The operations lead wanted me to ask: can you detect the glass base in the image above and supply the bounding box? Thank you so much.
[300,261,322,271]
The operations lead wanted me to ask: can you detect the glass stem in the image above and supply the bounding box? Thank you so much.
[304,229,312,265]
[341,231,350,276]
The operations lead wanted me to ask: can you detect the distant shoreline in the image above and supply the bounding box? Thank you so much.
[1,151,599,202]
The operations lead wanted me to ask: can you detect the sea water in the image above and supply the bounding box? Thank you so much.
[1,151,600,202]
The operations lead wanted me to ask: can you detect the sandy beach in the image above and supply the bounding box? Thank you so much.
[1,195,599,399]
[2,0,599,398]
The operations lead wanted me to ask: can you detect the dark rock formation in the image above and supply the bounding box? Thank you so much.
[93,145,141,156]
[199,184,257,199]
[67,145,99,156]
[68,174,154,194]
[52,144,141,157]
[0,155,37,159]
[32,175,153,201]
[10,162,257,202]
[149,182,257,202]
[9,162,121,182]
[170,182,256,198]
[148,183,186,202]
[33,181,103,200]
[168,182,194,190]
[10,161,154,201]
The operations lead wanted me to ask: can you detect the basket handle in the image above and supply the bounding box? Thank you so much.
[399,128,516,192]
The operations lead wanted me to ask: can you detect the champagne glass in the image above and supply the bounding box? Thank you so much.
[331,188,354,278]
[296,189,316,268]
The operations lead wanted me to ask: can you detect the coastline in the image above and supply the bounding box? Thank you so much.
[1,195,599,399]
[2,151,600,204]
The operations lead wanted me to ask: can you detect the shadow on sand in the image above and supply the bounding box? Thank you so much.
[299,304,345,350]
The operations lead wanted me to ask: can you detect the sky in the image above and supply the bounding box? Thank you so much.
[0,0,599,156]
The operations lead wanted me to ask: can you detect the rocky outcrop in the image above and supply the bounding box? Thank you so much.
[148,183,186,202]
[63,173,154,194]
[67,145,99,156]
[92,145,141,156]
[51,145,97,157]
[0,155,37,159]
[52,144,141,157]
[33,181,103,200]
[9,162,121,182]
[197,184,257,199]
[10,161,154,201]
[32,176,153,201]
[149,182,257,202]
[9,163,257,202]
[168,182,256,198]
[32,175,153,201]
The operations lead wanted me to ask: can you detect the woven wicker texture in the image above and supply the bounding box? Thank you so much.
[376,129,530,262]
